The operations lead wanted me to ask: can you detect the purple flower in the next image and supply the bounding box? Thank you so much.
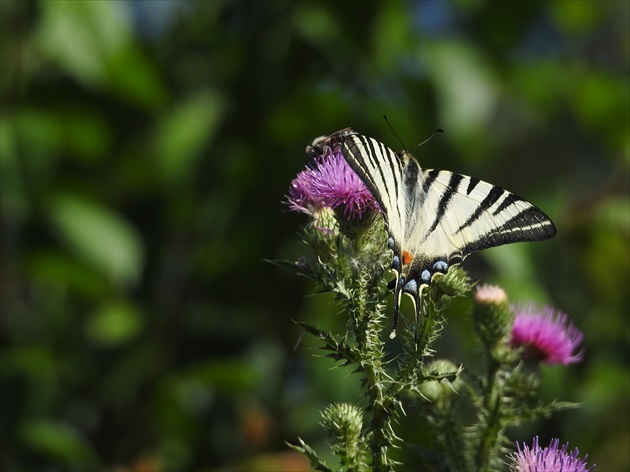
[286,148,378,219]
[510,304,583,365]
[509,436,595,472]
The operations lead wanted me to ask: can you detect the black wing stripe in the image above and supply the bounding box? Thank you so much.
[374,138,401,209]
[456,185,505,233]
[363,136,403,225]
[492,192,520,216]
[472,207,556,249]
[379,141,405,228]
[425,173,464,237]
[379,141,406,227]
[402,158,420,221]
[343,135,404,226]
[466,177,480,195]
[497,207,557,239]
[345,137,379,192]
[417,169,440,212]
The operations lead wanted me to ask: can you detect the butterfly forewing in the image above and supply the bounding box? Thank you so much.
[342,134,407,247]
[405,169,556,274]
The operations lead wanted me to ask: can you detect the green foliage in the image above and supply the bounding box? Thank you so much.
[0,0,627,470]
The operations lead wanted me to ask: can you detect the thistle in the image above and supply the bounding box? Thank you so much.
[510,304,584,365]
[509,436,595,472]
[279,135,588,471]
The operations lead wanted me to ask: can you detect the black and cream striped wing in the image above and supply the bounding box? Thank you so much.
[342,134,409,246]
[404,166,557,274]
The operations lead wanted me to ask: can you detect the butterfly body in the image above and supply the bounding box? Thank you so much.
[309,129,557,337]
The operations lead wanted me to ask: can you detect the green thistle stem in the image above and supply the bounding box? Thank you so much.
[389,294,437,398]
[366,365,390,472]
[351,277,392,472]
[476,358,502,472]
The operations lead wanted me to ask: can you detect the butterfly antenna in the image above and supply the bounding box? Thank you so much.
[408,128,444,153]
[383,115,407,151]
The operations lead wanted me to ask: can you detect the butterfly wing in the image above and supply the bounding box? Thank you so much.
[342,134,409,245]
[404,166,556,277]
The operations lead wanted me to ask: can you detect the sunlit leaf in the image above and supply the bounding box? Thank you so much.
[48,194,144,288]
[152,89,225,187]
[36,0,167,109]
[85,300,143,346]
[20,419,99,467]
[107,46,169,110]
[36,0,131,85]
[423,41,499,147]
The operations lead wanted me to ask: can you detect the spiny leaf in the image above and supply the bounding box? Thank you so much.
[286,438,333,472]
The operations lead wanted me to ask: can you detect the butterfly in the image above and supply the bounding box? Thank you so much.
[307,129,556,338]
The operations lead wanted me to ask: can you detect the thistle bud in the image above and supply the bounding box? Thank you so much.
[321,403,364,463]
[418,359,463,404]
[431,265,472,299]
[472,284,512,351]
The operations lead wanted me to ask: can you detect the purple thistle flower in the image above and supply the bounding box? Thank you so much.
[286,148,379,219]
[509,436,595,472]
[286,166,320,215]
[510,304,584,365]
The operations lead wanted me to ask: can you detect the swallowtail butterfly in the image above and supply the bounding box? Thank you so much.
[307,129,556,338]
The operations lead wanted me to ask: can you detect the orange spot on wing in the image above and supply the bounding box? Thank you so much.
[402,250,414,265]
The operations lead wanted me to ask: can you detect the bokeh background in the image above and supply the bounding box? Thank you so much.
[1,1,628,471]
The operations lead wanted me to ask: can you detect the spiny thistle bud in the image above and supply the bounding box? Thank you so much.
[418,359,464,404]
[431,265,472,299]
[472,284,513,352]
[321,403,364,464]
[311,206,339,233]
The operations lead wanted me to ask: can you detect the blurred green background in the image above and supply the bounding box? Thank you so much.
[1,1,628,471]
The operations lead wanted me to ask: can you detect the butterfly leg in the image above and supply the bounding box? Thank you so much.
[414,284,431,349]
[400,278,426,348]
[389,274,405,339]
